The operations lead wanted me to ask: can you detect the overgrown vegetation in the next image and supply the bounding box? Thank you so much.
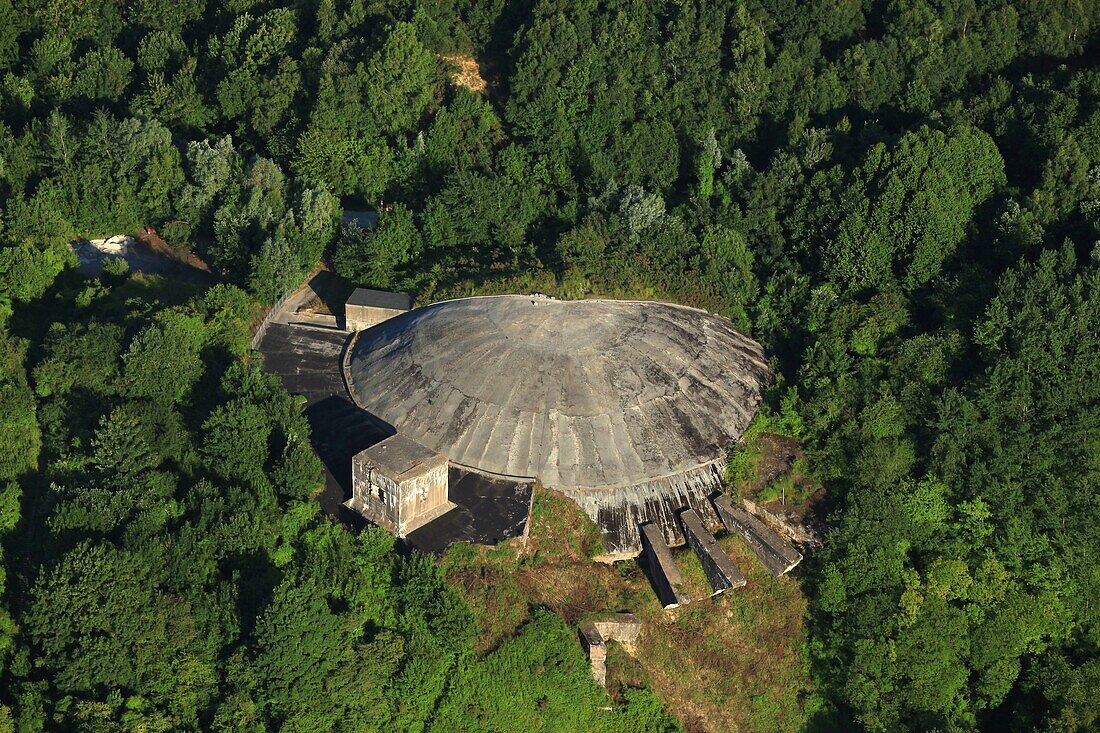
[442,484,814,732]
[1,0,1099,730]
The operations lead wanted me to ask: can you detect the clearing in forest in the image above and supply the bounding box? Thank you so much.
[441,54,488,93]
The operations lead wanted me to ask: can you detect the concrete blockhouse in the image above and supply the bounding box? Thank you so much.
[345,433,454,536]
[344,288,412,331]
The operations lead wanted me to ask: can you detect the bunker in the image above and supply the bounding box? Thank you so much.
[345,295,770,556]
[344,433,455,536]
[344,287,412,331]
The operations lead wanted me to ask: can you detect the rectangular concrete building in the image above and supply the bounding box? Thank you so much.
[345,433,454,536]
[344,288,412,331]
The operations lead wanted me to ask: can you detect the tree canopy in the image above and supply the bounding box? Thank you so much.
[1,0,1099,730]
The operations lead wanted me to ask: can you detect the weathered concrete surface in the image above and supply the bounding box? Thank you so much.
[347,433,453,536]
[346,295,770,555]
[713,494,803,576]
[580,613,642,686]
[404,469,532,552]
[640,523,690,609]
[679,508,746,594]
[258,323,531,552]
[584,461,725,557]
[579,624,608,686]
[593,613,642,646]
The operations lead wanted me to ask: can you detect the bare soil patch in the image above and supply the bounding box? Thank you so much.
[441,54,488,93]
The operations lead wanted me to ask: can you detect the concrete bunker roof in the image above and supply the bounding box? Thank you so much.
[360,433,447,481]
[346,287,413,311]
[347,295,770,494]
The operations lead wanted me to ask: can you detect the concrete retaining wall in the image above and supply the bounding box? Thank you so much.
[713,495,802,576]
[679,508,745,594]
[640,523,690,609]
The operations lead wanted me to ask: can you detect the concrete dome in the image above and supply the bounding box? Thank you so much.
[345,295,771,554]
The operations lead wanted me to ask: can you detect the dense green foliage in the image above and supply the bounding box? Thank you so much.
[0,269,675,730]
[1,0,1099,730]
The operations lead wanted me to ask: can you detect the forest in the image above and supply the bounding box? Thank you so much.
[0,0,1098,731]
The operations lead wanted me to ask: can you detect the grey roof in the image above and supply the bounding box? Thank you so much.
[346,296,769,494]
[358,433,445,480]
[342,210,380,229]
[346,287,412,311]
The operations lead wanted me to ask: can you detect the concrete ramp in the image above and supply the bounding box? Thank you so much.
[679,508,745,594]
[713,495,802,576]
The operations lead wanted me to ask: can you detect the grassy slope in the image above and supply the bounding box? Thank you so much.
[439,485,815,733]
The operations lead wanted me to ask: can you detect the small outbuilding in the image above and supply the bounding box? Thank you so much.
[344,288,412,331]
[344,433,454,536]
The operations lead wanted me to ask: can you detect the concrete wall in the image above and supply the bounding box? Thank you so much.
[394,462,450,535]
[593,614,642,645]
[679,508,745,594]
[640,523,690,609]
[345,304,406,332]
[713,494,802,576]
[579,625,607,686]
[580,614,642,687]
[350,457,401,533]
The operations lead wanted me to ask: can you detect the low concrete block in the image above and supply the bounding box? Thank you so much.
[679,508,746,594]
[640,523,690,609]
[593,613,642,645]
[713,495,802,576]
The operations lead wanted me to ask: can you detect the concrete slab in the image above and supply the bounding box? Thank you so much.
[358,433,446,481]
[593,613,642,645]
[713,494,802,576]
[640,523,690,609]
[679,508,746,594]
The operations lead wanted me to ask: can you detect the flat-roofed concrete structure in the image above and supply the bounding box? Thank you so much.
[713,495,802,576]
[345,433,455,536]
[346,295,770,556]
[679,508,746,594]
[344,287,412,331]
